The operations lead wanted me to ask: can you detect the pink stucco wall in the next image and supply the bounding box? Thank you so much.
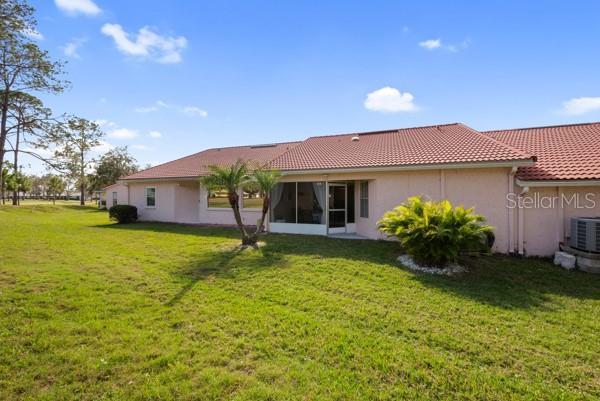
[104,183,129,208]
[519,186,600,256]
[281,167,513,253]
[126,181,262,226]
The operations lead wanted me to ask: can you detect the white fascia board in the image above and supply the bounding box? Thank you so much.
[516,178,600,187]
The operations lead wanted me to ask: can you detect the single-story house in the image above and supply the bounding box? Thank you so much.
[106,122,600,256]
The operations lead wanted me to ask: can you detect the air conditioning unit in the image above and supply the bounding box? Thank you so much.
[569,217,600,253]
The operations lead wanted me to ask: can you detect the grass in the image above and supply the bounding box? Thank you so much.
[0,204,598,400]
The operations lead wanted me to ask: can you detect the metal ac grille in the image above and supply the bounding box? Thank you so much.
[577,221,587,249]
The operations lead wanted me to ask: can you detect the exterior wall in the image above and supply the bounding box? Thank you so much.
[519,186,600,256]
[126,180,262,225]
[103,183,129,208]
[280,167,513,253]
[129,182,177,222]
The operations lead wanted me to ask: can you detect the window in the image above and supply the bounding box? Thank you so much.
[242,190,264,209]
[112,191,117,207]
[359,181,369,218]
[145,187,156,208]
[207,190,229,208]
[270,183,297,223]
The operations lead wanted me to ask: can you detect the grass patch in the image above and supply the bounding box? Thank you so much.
[0,204,598,400]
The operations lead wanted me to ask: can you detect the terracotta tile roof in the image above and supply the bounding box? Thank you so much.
[486,122,600,181]
[121,142,301,180]
[268,123,533,171]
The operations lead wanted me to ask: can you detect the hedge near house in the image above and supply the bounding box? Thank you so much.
[109,205,138,224]
[378,196,493,267]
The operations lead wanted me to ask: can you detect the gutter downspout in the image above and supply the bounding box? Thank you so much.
[508,167,517,254]
[517,185,530,255]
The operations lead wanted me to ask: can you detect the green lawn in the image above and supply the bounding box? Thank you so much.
[0,205,598,400]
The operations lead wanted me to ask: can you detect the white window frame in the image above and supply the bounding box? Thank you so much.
[145,186,156,208]
[359,181,369,218]
[112,191,118,207]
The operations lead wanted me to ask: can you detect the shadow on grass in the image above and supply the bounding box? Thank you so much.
[409,254,600,309]
[165,243,288,306]
[95,222,600,309]
[93,221,243,240]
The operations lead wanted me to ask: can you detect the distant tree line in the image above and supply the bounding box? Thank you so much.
[0,1,139,206]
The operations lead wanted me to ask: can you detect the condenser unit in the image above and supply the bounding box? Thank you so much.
[569,217,600,253]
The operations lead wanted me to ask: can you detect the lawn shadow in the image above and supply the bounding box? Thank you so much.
[408,254,600,309]
[92,222,600,309]
[166,242,288,307]
[93,221,243,240]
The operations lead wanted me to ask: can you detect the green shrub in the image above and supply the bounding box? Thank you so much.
[378,196,494,267]
[108,205,138,224]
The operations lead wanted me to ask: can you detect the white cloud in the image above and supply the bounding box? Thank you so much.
[107,128,139,139]
[419,39,441,50]
[364,87,419,113]
[562,97,600,115]
[62,38,86,59]
[148,131,162,138]
[23,29,44,41]
[135,100,207,117]
[419,37,470,52]
[135,105,159,113]
[131,144,153,151]
[55,0,101,16]
[101,23,187,64]
[183,106,208,117]
[94,119,116,128]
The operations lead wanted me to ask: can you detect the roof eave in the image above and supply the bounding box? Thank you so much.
[279,158,535,176]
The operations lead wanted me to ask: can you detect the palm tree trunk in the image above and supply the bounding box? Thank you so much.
[228,191,252,244]
[255,194,270,236]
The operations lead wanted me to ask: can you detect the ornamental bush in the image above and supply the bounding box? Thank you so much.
[108,205,138,224]
[378,196,493,267]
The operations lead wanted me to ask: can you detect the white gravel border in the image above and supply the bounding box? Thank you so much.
[397,254,466,276]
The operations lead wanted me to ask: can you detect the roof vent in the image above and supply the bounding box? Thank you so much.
[351,136,360,142]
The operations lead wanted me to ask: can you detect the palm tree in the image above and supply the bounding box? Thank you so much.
[250,168,281,238]
[200,160,282,246]
[200,160,253,245]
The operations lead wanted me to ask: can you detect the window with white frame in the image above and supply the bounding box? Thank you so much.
[112,191,117,207]
[145,187,156,208]
[359,181,369,218]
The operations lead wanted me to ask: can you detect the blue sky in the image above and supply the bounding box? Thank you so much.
[23,0,600,172]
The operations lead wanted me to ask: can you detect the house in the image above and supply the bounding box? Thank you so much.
[108,122,600,257]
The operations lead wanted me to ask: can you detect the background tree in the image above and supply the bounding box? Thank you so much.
[5,92,55,204]
[0,0,67,201]
[5,169,30,204]
[47,175,65,204]
[89,146,138,192]
[54,117,103,205]
[1,160,10,204]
